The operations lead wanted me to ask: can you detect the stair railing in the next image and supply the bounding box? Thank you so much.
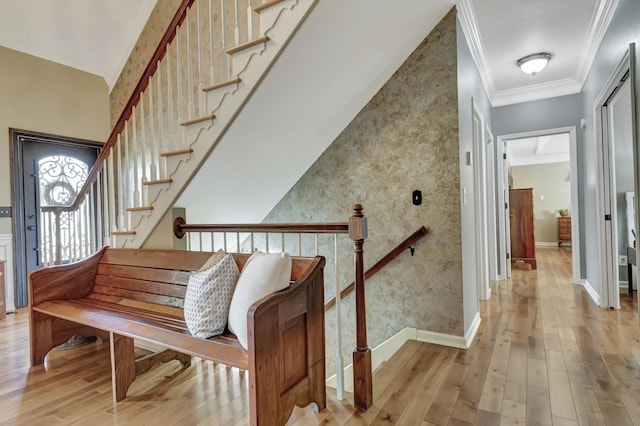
[173,204,372,410]
[38,0,295,255]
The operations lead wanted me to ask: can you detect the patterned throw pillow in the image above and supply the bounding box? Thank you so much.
[184,253,240,338]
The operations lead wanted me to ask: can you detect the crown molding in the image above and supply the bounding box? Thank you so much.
[457,0,618,107]
[492,77,582,107]
[575,0,620,88]
[455,0,496,98]
[104,0,158,93]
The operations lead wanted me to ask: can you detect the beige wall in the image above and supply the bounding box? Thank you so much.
[0,46,110,235]
[511,162,571,243]
[263,10,462,368]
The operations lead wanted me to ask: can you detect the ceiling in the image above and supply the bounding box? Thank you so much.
[458,0,619,106]
[0,0,617,101]
[506,133,570,166]
[0,0,157,92]
[0,0,618,169]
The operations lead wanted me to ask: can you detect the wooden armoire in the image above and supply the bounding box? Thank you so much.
[509,188,536,269]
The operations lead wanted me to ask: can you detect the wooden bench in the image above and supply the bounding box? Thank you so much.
[29,247,326,425]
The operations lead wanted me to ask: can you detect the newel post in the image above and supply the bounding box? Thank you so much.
[349,204,372,410]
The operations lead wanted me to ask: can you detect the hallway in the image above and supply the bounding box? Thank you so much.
[316,248,640,425]
[0,248,639,425]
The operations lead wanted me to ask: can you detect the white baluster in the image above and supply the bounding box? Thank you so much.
[247,3,253,41]
[87,185,100,254]
[196,1,205,115]
[167,48,175,152]
[186,9,195,119]
[139,94,148,206]
[116,136,125,232]
[221,0,229,79]
[334,233,344,400]
[208,0,216,84]
[96,172,103,249]
[47,212,53,266]
[148,80,158,182]
[157,63,167,178]
[131,112,141,207]
[98,163,111,243]
[107,150,116,233]
[234,0,240,46]
[298,234,302,256]
[176,30,185,147]
[124,124,132,229]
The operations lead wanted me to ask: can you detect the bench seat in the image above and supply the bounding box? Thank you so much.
[29,247,326,425]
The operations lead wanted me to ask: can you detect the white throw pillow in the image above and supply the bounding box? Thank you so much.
[184,253,240,338]
[228,251,292,349]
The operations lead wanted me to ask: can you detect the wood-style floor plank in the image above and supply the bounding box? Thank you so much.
[0,248,639,425]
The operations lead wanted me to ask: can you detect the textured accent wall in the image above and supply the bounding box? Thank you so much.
[262,10,462,371]
[110,0,182,125]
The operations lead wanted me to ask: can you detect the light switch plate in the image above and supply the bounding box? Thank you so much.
[0,207,12,218]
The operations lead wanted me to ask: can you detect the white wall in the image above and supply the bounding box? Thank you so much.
[580,0,640,299]
[457,16,493,338]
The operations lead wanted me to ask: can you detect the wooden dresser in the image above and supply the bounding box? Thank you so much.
[558,216,571,246]
[509,188,536,269]
[0,260,5,320]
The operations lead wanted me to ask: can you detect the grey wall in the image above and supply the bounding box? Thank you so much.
[456,15,493,332]
[580,0,640,298]
[492,94,585,276]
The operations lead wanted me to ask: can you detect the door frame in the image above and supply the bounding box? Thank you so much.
[472,99,491,300]
[9,129,102,308]
[496,127,580,285]
[593,45,638,309]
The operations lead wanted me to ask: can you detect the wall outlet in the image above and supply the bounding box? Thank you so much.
[619,255,628,266]
[0,207,12,218]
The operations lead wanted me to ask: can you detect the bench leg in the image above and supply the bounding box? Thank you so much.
[109,332,136,402]
[30,312,53,366]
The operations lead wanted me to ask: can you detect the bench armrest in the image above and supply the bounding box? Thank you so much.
[29,247,106,307]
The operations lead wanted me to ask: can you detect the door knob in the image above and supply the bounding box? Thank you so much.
[26,225,35,231]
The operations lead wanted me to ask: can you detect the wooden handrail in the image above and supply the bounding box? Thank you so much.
[65,0,195,212]
[173,218,349,238]
[324,226,429,311]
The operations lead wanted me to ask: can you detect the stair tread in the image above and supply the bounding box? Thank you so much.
[227,36,269,55]
[203,77,241,93]
[127,206,154,212]
[112,231,136,235]
[180,113,216,127]
[160,148,194,157]
[143,179,173,186]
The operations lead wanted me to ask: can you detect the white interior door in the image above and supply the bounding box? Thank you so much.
[472,99,490,300]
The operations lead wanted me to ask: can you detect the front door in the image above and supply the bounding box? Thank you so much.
[11,130,101,308]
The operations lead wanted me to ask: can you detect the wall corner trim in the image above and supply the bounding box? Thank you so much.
[581,279,601,306]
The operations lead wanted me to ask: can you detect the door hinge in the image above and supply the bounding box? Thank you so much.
[605,214,612,221]
[505,203,508,209]
[507,253,510,259]
[503,153,507,159]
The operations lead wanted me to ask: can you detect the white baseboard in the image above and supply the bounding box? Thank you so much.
[0,234,16,313]
[581,279,600,306]
[536,242,558,248]
[464,312,481,348]
[326,325,470,390]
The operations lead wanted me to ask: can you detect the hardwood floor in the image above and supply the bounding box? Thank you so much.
[1,248,638,425]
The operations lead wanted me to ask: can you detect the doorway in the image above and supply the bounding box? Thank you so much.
[496,127,580,284]
[10,129,101,308]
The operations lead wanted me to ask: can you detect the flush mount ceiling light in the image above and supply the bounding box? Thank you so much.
[516,52,552,75]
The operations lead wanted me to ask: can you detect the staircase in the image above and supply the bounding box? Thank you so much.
[57,0,452,253]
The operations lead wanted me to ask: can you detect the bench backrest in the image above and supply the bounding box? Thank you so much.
[87,248,315,318]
